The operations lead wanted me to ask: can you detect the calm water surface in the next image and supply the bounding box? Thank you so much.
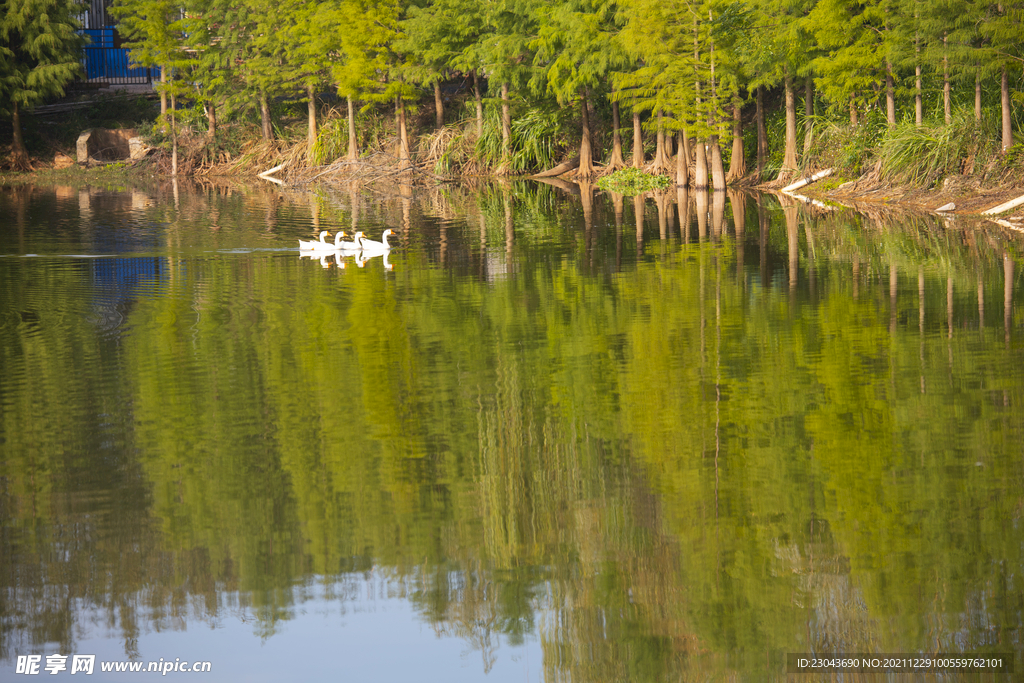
[1,180,1022,681]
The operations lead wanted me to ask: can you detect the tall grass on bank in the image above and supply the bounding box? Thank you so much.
[312,108,396,165]
[804,109,1004,187]
[421,102,576,177]
[475,105,574,174]
[311,115,348,165]
[420,125,474,176]
[878,112,999,186]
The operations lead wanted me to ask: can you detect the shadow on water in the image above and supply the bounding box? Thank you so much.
[1,179,1023,680]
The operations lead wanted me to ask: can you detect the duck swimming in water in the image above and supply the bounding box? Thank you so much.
[298,230,330,250]
[359,229,394,254]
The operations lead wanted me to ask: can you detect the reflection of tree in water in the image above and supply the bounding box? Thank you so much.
[3,184,1024,679]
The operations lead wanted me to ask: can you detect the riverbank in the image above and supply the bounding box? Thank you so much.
[5,111,1023,226]
[5,84,1021,222]
[789,171,1024,224]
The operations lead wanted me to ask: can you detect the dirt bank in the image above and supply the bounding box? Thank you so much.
[791,168,1024,223]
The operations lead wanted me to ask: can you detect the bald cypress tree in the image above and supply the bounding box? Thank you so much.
[804,0,901,127]
[0,0,85,169]
[110,0,186,122]
[533,0,627,180]
[979,1,1023,152]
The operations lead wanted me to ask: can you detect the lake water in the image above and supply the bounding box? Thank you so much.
[1,179,1022,681]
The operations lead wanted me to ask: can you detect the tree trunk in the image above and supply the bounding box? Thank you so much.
[260,92,272,141]
[171,107,178,177]
[346,96,359,161]
[915,27,923,126]
[394,97,401,155]
[709,136,725,190]
[976,70,982,122]
[501,82,511,154]
[682,130,692,182]
[726,102,745,182]
[803,76,814,156]
[781,75,798,178]
[916,64,923,126]
[694,139,708,190]
[632,111,644,168]
[886,64,895,127]
[943,35,951,124]
[653,110,668,172]
[579,93,594,180]
[850,95,858,126]
[1002,66,1013,152]
[11,101,30,170]
[472,69,483,137]
[398,98,410,164]
[677,132,690,186]
[160,66,168,121]
[609,100,625,169]
[307,83,317,159]
[206,101,217,144]
[756,86,766,179]
[434,81,444,130]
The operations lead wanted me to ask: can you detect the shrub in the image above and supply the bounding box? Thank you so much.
[596,167,671,195]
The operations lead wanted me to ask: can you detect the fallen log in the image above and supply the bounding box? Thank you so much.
[531,156,580,179]
[258,161,288,186]
[981,193,1024,216]
[781,168,833,194]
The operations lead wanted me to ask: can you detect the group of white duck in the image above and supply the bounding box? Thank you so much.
[298,229,395,269]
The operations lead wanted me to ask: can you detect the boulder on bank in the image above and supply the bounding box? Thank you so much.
[77,128,143,164]
[53,152,74,169]
[128,137,153,160]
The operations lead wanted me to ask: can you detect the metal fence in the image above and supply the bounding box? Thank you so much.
[81,46,157,85]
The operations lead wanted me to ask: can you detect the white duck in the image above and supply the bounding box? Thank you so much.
[359,229,394,255]
[298,230,330,250]
[304,231,347,253]
[337,231,363,252]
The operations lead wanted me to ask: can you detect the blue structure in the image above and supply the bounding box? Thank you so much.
[82,45,158,83]
[79,7,158,84]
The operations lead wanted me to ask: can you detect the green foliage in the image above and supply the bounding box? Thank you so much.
[0,0,85,114]
[20,0,1020,179]
[532,0,626,103]
[803,0,896,111]
[397,0,487,86]
[419,101,576,176]
[803,110,886,175]
[596,167,671,195]
[1003,142,1024,169]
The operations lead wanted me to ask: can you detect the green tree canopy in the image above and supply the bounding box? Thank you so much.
[0,0,85,168]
